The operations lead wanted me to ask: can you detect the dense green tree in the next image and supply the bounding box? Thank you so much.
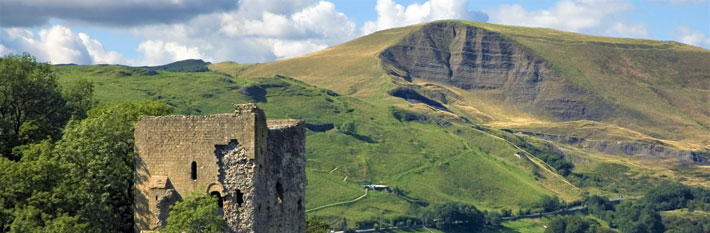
[585,195,614,219]
[62,79,96,120]
[546,217,568,233]
[641,183,693,211]
[55,101,171,232]
[484,211,502,227]
[159,194,228,233]
[545,216,597,233]
[540,195,562,212]
[306,216,330,233]
[422,202,485,230]
[0,54,70,159]
[0,101,170,232]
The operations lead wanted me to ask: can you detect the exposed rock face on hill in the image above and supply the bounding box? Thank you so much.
[507,130,710,165]
[380,22,612,121]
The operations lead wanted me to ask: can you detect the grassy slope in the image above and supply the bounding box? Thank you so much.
[54,65,576,227]
[234,20,710,152]
[52,21,710,230]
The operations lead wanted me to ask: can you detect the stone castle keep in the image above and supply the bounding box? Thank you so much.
[133,104,306,233]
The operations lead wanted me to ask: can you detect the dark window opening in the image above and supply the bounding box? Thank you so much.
[236,189,244,207]
[155,196,158,201]
[210,192,223,208]
[276,182,284,204]
[298,199,303,210]
[191,161,197,180]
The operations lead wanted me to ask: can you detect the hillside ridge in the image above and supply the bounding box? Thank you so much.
[231,20,710,152]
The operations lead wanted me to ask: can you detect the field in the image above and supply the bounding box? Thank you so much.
[54,64,577,228]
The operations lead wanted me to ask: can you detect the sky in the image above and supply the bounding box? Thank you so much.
[0,0,708,66]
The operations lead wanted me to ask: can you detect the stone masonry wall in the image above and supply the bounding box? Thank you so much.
[216,140,256,233]
[134,104,305,233]
[254,120,307,233]
[134,104,267,232]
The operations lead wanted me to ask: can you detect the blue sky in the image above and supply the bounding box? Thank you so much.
[1,0,708,65]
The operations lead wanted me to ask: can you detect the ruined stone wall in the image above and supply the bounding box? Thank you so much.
[134,104,267,232]
[254,120,307,233]
[217,141,256,233]
[134,104,305,233]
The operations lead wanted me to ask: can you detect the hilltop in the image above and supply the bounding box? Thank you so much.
[236,20,710,152]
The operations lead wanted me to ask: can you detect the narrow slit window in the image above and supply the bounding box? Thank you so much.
[236,189,244,207]
[191,161,197,180]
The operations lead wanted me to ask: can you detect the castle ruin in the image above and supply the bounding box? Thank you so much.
[133,104,306,233]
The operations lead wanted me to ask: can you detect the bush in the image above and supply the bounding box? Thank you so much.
[159,194,228,233]
[306,216,330,233]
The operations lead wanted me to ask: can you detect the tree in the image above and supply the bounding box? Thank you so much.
[546,217,568,233]
[422,203,485,230]
[55,101,171,232]
[159,194,228,233]
[0,101,170,232]
[484,211,502,227]
[540,195,561,212]
[0,53,71,159]
[307,216,330,233]
[62,79,96,120]
[545,216,596,233]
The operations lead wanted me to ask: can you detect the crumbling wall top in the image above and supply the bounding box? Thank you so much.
[235,103,260,114]
[267,119,304,130]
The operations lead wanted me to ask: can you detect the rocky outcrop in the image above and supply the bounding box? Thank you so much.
[510,130,710,165]
[388,87,449,111]
[379,22,613,121]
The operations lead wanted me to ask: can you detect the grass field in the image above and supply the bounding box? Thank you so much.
[54,64,577,227]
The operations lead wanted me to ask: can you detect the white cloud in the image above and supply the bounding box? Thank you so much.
[675,26,710,48]
[486,0,648,38]
[272,40,328,59]
[647,0,708,5]
[1,0,357,65]
[130,0,356,64]
[78,33,125,64]
[135,40,206,66]
[362,0,488,34]
[0,25,125,65]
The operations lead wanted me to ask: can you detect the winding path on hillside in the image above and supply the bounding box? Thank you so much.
[476,128,580,191]
[306,189,369,213]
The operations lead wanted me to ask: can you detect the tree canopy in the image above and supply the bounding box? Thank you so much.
[0,53,94,160]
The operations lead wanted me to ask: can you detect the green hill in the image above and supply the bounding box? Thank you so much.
[53,20,710,229]
[237,20,710,152]
[54,64,579,223]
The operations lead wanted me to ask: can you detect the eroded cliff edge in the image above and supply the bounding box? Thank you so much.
[379,22,614,121]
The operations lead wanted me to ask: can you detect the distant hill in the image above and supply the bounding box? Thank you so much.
[141,59,211,72]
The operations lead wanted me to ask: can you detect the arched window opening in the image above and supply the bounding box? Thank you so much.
[210,192,223,208]
[276,182,284,204]
[191,161,197,180]
[298,199,303,210]
[236,189,244,207]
